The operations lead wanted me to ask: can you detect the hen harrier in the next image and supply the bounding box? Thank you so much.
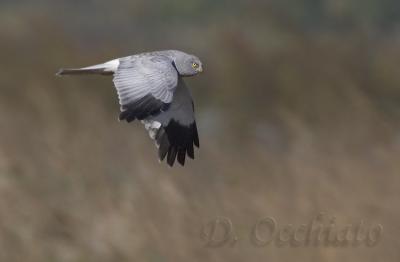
[57,50,203,167]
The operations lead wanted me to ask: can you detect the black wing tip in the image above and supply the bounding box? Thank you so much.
[157,120,199,167]
[177,149,186,166]
[119,98,199,167]
[193,122,200,148]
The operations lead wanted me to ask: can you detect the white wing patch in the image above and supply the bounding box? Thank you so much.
[141,120,162,141]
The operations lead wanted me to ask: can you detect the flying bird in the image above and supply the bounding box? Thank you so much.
[57,50,203,167]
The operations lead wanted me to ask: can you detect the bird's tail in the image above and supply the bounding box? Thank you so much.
[56,59,119,76]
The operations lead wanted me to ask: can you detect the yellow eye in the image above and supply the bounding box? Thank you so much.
[192,62,199,69]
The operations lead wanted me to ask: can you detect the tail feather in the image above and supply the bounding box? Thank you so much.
[56,59,119,76]
[56,68,113,76]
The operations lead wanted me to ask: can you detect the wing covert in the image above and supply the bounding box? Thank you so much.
[113,55,178,121]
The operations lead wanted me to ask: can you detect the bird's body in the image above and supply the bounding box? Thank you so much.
[57,50,203,166]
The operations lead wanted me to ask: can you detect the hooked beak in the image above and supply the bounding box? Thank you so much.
[198,66,203,73]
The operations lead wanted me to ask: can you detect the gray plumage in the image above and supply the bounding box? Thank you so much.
[57,50,203,166]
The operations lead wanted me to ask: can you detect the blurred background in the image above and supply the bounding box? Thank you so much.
[0,0,400,261]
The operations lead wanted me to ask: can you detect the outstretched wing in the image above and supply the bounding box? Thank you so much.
[144,79,199,167]
[113,55,178,122]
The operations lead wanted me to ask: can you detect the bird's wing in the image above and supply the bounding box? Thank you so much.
[144,79,199,167]
[113,55,178,121]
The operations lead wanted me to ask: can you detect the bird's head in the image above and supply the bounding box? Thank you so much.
[171,51,203,76]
